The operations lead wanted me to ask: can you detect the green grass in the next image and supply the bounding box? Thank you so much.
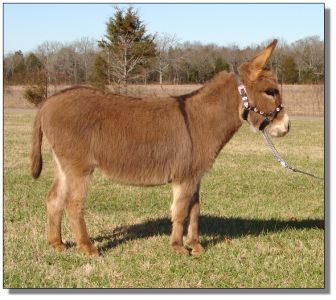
[4,111,324,288]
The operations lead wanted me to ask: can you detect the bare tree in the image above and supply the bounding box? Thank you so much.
[292,36,324,82]
[4,34,324,86]
[166,46,185,84]
[52,46,78,84]
[154,33,178,85]
[74,37,97,82]
[36,41,62,93]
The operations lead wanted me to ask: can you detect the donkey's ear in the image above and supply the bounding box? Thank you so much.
[248,39,278,81]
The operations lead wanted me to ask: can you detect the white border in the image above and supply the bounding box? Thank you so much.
[1,0,334,298]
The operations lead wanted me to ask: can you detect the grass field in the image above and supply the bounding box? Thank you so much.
[4,110,324,288]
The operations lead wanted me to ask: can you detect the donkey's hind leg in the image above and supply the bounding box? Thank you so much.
[47,155,67,251]
[65,173,97,256]
[170,179,198,255]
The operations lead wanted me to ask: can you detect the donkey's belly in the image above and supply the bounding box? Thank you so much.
[97,157,174,186]
[101,167,172,187]
[92,136,185,186]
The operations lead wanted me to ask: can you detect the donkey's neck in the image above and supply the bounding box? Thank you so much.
[187,71,243,173]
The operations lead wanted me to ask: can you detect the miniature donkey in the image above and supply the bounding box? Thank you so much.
[31,40,290,256]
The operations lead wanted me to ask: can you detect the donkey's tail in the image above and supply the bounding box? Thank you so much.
[31,110,43,179]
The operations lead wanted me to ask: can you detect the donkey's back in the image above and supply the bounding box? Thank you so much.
[34,86,194,185]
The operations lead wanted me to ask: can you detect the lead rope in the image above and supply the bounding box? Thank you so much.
[261,130,323,180]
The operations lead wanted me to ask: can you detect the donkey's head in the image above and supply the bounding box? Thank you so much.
[238,40,290,137]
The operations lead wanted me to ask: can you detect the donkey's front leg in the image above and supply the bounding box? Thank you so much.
[185,182,204,256]
[170,179,198,255]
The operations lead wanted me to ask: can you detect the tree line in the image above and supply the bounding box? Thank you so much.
[4,7,324,94]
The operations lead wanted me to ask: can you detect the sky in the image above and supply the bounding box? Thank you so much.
[3,2,324,54]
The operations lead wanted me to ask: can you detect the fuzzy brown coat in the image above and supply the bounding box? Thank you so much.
[30,40,289,256]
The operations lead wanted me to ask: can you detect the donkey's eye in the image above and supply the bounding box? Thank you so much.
[265,88,279,97]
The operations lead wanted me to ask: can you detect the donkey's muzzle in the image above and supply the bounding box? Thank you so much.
[267,113,290,137]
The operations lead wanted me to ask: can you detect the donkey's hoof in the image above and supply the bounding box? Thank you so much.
[185,241,204,256]
[191,244,204,256]
[49,241,67,252]
[171,244,190,255]
[78,244,98,257]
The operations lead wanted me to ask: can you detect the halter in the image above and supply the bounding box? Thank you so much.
[233,66,322,180]
[233,66,284,130]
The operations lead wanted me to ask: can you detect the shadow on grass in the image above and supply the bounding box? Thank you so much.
[93,215,324,254]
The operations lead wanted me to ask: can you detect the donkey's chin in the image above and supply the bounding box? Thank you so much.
[267,113,290,137]
[268,127,288,137]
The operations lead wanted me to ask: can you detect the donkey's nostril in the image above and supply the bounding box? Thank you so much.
[287,120,291,132]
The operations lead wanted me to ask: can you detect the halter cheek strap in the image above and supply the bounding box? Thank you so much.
[259,107,282,130]
[236,80,284,130]
[259,117,270,131]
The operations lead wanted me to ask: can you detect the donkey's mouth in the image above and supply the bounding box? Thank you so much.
[269,129,288,137]
[267,125,290,137]
[267,114,290,137]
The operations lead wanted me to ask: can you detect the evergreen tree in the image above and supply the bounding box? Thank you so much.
[25,53,43,84]
[26,53,42,72]
[12,51,26,83]
[281,55,299,84]
[89,55,108,90]
[98,6,156,87]
[214,57,230,73]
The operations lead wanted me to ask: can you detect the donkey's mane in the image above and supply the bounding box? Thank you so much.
[201,71,230,93]
[175,71,230,100]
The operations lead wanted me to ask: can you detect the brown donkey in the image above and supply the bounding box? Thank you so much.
[31,40,290,256]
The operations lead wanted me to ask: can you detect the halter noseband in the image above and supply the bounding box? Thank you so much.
[234,67,284,131]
